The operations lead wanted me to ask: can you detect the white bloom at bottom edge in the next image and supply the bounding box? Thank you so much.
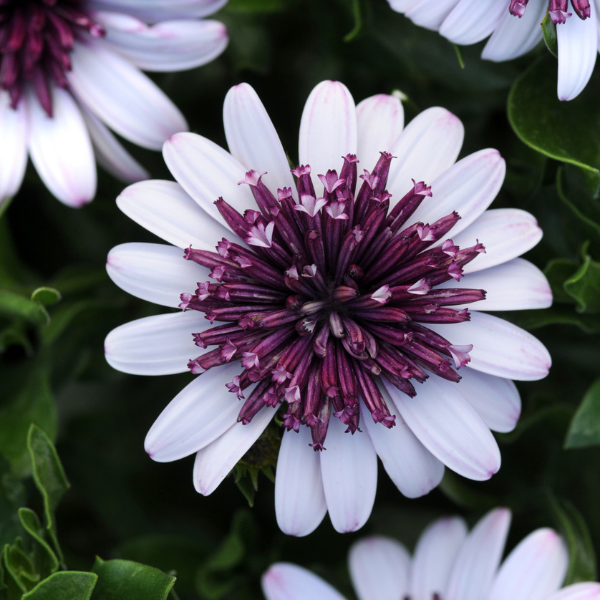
[263,507,600,600]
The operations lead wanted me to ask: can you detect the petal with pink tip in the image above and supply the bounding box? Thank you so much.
[262,563,346,600]
[0,92,27,204]
[440,0,506,45]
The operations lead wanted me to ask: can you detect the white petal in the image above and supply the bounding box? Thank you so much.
[455,368,521,433]
[319,415,377,533]
[89,0,228,21]
[163,132,255,231]
[488,529,568,600]
[107,242,208,307]
[349,536,411,600]
[360,389,444,498]
[388,0,421,12]
[68,40,187,150]
[299,81,357,179]
[356,94,404,170]
[275,427,327,537]
[385,375,501,480]
[545,583,600,600]
[80,103,149,183]
[482,0,546,61]
[446,508,512,600]
[117,179,230,249]
[387,107,464,202]
[409,149,505,237]
[145,362,247,462]
[262,563,347,600]
[27,88,96,207]
[427,311,552,381]
[451,208,543,274]
[438,258,553,311]
[0,92,28,203]
[440,0,506,45]
[557,4,598,101]
[410,516,468,600]
[406,0,461,31]
[193,403,277,495]
[105,311,209,375]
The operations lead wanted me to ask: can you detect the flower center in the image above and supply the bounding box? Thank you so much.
[0,0,104,116]
[181,152,486,451]
[509,0,590,22]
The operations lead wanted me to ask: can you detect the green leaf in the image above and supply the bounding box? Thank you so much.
[22,572,97,600]
[0,325,33,355]
[544,258,580,304]
[344,0,362,42]
[0,458,25,548]
[4,540,38,591]
[508,55,600,187]
[91,558,176,600]
[541,13,558,57]
[0,291,49,326]
[0,368,57,477]
[565,379,600,448]
[549,496,597,584]
[30,289,61,307]
[438,471,499,510]
[498,308,600,333]
[18,509,59,577]
[563,252,600,313]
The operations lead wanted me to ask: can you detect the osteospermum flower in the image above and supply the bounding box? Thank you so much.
[105,80,552,535]
[0,0,229,207]
[263,508,600,600]
[389,0,598,101]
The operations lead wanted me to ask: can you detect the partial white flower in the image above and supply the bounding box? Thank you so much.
[0,0,228,208]
[105,80,552,536]
[263,508,600,600]
[389,0,598,101]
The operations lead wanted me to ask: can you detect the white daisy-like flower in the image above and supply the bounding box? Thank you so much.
[388,0,598,101]
[263,508,600,600]
[0,0,229,208]
[105,80,552,536]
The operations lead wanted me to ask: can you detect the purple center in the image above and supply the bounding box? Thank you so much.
[181,153,486,451]
[0,0,104,116]
[509,0,591,22]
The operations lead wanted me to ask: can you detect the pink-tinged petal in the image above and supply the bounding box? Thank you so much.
[0,92,28,204]
[144,362,248,462]
[105,311,210,375]
[275,427,327,537]
[117,179,230,249]
[68,39,187,150]
[262,563,347,600]
[319,415,377,533]
[356,94,404,170]
[361,389,444,498]
[452,209,543,274]
[385,375,501,481]
[411,149,505,238]
[299,81,357,179]
[27,87,96,207]
[440,0,506,45]
[79,104,149,183]
[544,583,600,600]
[482,0,546,61]
[387,107,464,201]
[456,368,521,433]
[106,242,208,307]
[438,258,553,311]
[406,0,461,30]
[100,17,228,72]
[428,311,552,381]
[224,83,295,195]
[163,132,255,231]
[410,516,468,600]
[193,403,277,495]
[446,508,512,600]
[88,0,228,21]
[557,2,598,100]
[488,529,568,600]
[349,536,411,600]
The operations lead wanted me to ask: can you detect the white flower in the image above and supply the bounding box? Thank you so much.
[0,0,229,208]
[389,0,598,101]
[263,508,600,600]
[105,80,552,536]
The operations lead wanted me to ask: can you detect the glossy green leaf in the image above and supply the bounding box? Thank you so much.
[541,13,558,57]
[91,558,175,600]
[0,291,49,326]
[565,379,600,448]
[18,509,59,577]
[564,253,600,313]
[550,497,597,584]
[22,572,97,600]
[30,289,61,307]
